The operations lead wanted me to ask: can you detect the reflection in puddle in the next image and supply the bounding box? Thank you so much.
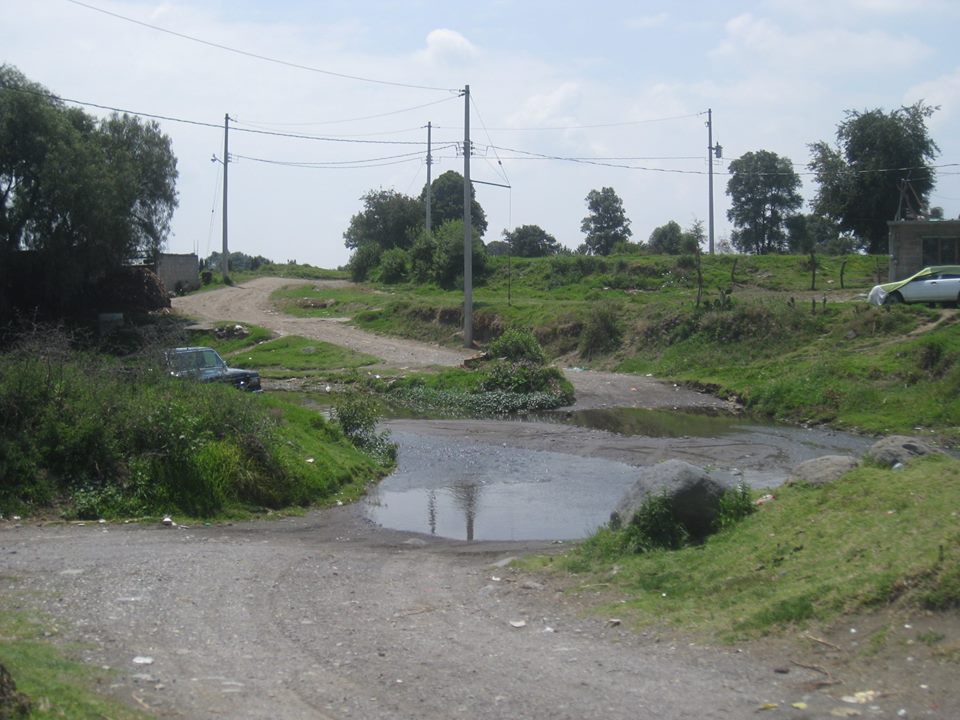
[364,433,639,542]
[365,409,873,542]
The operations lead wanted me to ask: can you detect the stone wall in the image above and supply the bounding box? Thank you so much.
[888,220,960,280]
[157,253,199,293]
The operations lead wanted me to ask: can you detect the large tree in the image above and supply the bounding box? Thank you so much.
[580,187,632,256]
[419,170,487,237]
[726,150,802,255]
[343,188,421,252]
[648,220,683,254]
[502,224,560,257]
[0,65,178,316]
[808,102,939,254]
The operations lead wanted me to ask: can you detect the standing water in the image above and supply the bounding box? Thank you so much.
[363,409,873,541]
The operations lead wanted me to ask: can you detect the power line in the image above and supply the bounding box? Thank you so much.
[0,84,436,146]
[431,110,702,132]
[64,0,458,93]
[235,96,458,128]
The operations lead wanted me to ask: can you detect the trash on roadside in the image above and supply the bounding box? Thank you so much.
[757,703,779,711]
[755,494,775,506]
[162,516,174,527]
[133,656,154,665]
[606,618,621,627]
[841,690,879,704]
[509,620,526,629]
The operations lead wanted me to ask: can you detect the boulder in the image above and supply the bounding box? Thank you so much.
[787,455,859,486]
[866,435,942,468]
[612,459,735,540]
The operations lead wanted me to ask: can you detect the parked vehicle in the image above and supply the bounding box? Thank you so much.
[867,265,960,306]
[165,346,261,391]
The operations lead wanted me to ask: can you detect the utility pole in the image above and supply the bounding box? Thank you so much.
[462,85,473,348]
[425,121,433,233]
[222,113,231,280]
[706,109,722,255]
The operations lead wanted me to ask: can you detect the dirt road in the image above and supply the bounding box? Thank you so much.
[1,279,951,719]
[171,278,734,412]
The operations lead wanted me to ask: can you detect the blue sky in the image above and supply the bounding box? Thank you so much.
[3,0,959,267]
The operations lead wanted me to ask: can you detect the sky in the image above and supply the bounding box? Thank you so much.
[3,0,960,268]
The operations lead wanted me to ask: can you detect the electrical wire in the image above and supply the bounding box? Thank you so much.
[235,96,458,128]
[432,110,703,132]
[64,0,458,93]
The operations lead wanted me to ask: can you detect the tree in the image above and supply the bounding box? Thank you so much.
[432,219,487,289]
[420,170,487,237]
[580,187,631,256]
[785,214,856,256]
[502,224,560,257]
[648,220,683,254]
[0,65,179,317]
[726,150,802,255]
[343,188,421,252]
[809,102,939,254]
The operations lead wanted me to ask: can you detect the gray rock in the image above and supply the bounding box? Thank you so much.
[866,435,942,468]
[612,459,736,540]
[787,455,859,486]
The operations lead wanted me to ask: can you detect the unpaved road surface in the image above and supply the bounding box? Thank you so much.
[171,277,734,412]
[1,279,952,719]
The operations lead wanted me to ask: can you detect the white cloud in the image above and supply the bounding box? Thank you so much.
[417,29,479,65]
[907,67,960,126]
[713,12,932,75]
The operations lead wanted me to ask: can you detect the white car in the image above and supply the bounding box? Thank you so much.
[867,265,960,306]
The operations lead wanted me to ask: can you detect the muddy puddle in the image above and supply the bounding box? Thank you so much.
[363,409,874,542]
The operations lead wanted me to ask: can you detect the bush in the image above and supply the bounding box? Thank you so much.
[378,248,409,284]
[714,483,756,531]
[333,394,396,463]
[348,243,382,282]
[0,334,382,518]
[579,302,622,358]
[622,493,689,552]
[488,327,546,365]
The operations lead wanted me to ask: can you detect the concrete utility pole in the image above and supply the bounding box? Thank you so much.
[425,121,433,233]
[222,113,231,280]
[706,108,714,256]
[462,85,473,348]
[706,109,722,255]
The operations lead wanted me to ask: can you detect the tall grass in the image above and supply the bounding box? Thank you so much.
[0,333,383,519]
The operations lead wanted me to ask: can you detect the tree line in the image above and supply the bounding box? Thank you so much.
[345,100,942,284]
[1,65,179,320]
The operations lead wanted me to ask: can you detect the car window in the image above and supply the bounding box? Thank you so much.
[199,349,223,369]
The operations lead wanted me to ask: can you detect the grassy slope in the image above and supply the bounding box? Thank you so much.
[530,455,960,641]
[263,253,958,443]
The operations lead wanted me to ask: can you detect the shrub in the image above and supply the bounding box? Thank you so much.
[333,393,396,463]
[488,327,546,365]
[622,492,689,552]
[579,302,622,358]
[714,482,756,531]
[378,248,409,284]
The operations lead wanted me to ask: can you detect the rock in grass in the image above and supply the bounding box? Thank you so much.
[787,455,859,486]
[866,435,942,468]
[612,459,736,540]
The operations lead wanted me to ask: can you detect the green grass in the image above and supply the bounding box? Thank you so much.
[535,455,960,641]
[186,322,274,355]
[229,335,378,376]
[0,605,147,719]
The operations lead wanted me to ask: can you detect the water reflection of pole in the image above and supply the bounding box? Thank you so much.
[428,490,437,535]
[451,483,481,541]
